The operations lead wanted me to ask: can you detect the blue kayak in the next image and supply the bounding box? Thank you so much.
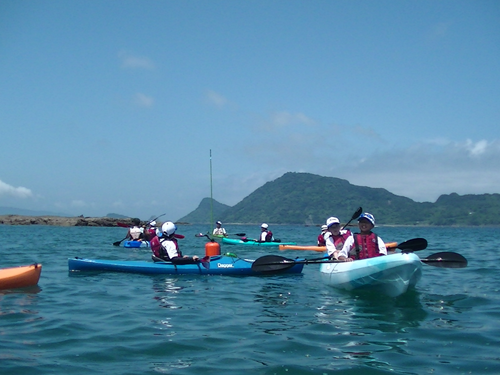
[222,238,296,246]
[123,240,150,248]
[68,255,304,276]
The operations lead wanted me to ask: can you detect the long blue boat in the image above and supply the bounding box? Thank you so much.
[68,255,304,276]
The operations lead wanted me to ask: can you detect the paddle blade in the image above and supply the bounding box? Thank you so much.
[352,207,363,220]
[398,238,428,252]
[234,233,246,237]
[251,255,295,273]
[113,241,122,246]
[200,256,211,269]
[421,251,468,268]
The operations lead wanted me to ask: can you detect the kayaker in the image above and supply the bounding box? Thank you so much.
[324,217,352,259]
[259,223,274,242]
[143,221,157,241]
[127,218,144,241]
[213,221,227,237]
[154,221,200,264]
[338,213,387,262]
[317,225,328,246]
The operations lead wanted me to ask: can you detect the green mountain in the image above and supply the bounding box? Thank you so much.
[178,172,500,226]
[177,197,231,224]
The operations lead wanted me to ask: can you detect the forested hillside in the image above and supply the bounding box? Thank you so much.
[177,172,500,225]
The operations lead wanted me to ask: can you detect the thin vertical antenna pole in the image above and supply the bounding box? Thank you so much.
[210,149,214,234]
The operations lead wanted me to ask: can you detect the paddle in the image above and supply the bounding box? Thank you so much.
[114,215,184,246]
[341,207,363,230]
[251,254,333,272]
[117,213,166,229]
[397,238,428,252]
[251,250,468,273]
[420,251,468,268]
[113,236,129,246]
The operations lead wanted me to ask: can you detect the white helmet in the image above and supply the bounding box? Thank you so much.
[326,217,340,227]
[261,223,269,229]
[161,221,177,236]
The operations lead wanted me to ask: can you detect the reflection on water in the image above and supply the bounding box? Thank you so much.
[152,277,185,310]
[314,288,429,371]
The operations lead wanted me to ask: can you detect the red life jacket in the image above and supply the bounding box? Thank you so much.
[261,230,273,242]
[331,230,352,250]
[150,236,161,257]
[154,236,180,260]
[145,228,156,241]
[352,232,381,260]
[317,233,326,246]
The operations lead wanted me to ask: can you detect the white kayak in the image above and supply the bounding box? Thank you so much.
[319,253,423,297]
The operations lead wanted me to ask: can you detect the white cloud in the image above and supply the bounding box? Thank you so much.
[464,139,488,157]
[206,90,228,108]
[119,51,155,70]
[133,93,154,107]
[263,111,316,131]
[0,180,33,198]
[331,138,500,202]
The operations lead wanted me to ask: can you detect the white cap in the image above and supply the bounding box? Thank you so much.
[261,223,269,229]
[326,217,340,227]
[149,221,156,227]
[216,221,222,225]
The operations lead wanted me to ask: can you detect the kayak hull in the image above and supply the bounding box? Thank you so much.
[124,240,150,248]
[319,253,422,297]
[0,264,42,290]
[222,238,296,246]
[68,255,303,276]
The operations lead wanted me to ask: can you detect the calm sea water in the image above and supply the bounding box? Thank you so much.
[1,224,499,375]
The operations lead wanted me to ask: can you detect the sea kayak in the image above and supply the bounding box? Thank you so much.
[0,263,42,290]
[123,240,150,248]
[319,253,422,297]
[68,255,304,276]
[222,238,297,246]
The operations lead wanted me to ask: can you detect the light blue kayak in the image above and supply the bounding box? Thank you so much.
[68,255,304,276]
[319,253,423,297]
[222,238,296,246]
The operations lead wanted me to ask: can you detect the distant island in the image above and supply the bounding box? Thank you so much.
[0,215,135,227]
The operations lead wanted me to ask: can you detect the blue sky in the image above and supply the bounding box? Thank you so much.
[1,0,499,220]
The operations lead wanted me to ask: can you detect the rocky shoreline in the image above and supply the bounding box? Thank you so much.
[0,215,137,227]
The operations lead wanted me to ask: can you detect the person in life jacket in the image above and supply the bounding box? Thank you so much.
[212,221,227,237]
[127,218,144,241]
[258,223,274,242]
[154,221,200,264]
[143,221,157,241]
[337,213,387,262]
[324,217,353,259]
[317,224,328,246]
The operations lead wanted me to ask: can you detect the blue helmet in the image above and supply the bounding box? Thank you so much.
[358,213,375,226]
